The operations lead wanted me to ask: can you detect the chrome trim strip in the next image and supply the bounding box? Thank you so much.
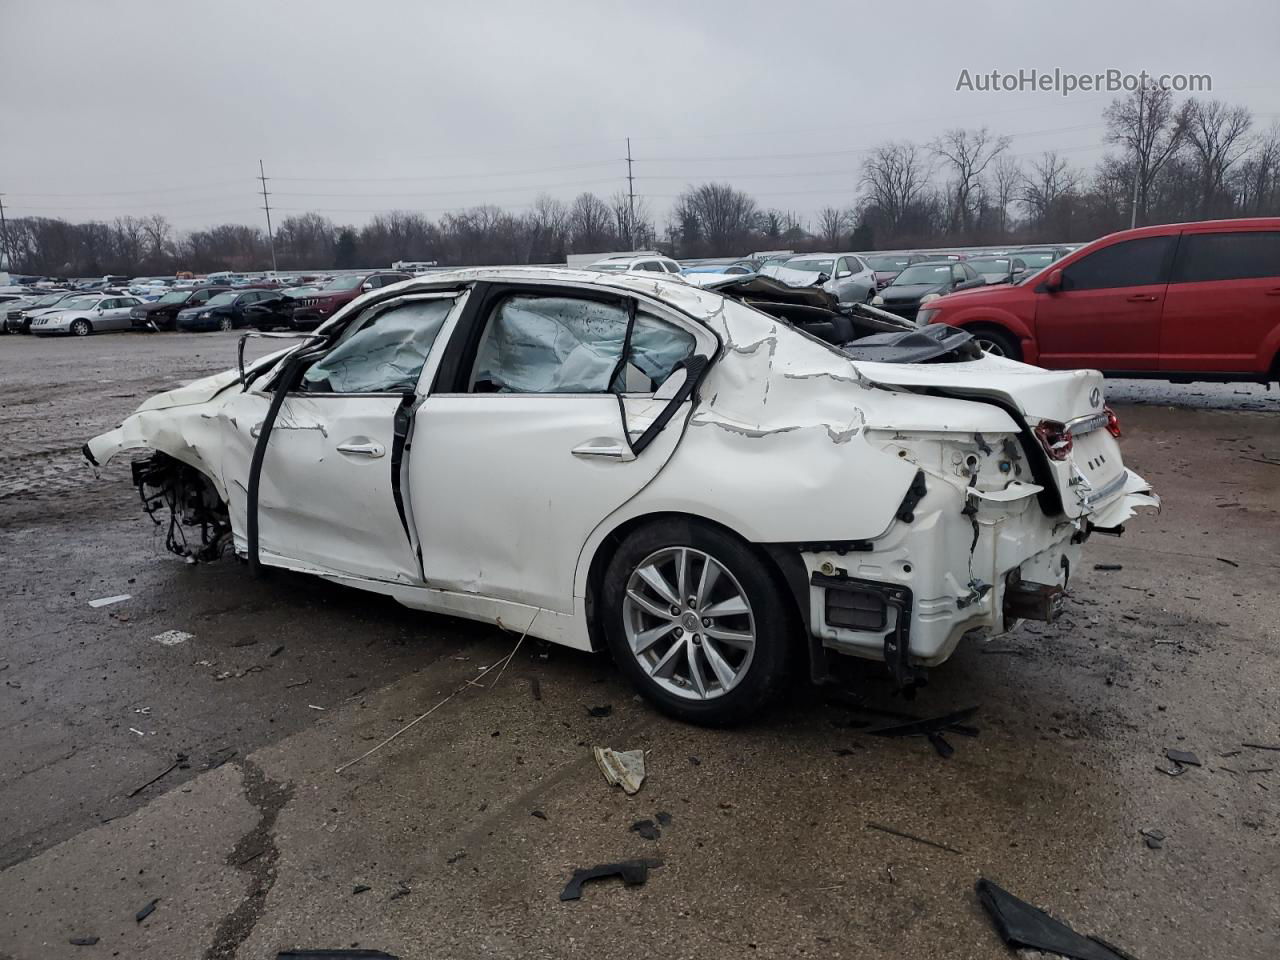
[1067,411,1109,435]
[1083,469,1129,506]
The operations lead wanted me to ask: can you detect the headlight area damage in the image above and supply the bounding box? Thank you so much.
[83,268,1158,721]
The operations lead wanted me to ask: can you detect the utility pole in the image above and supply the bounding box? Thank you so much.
[625,137,636,250]
[0,193,10,273]
[1129,83,1144,230]
[259,160,278,274]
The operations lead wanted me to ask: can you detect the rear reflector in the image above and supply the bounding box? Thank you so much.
[1105,406,1122,438]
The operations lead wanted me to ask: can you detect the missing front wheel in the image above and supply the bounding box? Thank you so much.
[132,453,231,562]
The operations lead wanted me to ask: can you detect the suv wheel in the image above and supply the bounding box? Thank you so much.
[601,519,793,726]
[969,325,1020,360]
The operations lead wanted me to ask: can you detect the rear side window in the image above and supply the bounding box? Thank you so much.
[1060,236,1173,291]
[1172,231,1280,283]
[638,262,665,273]
[301,297,453,393]
[469,294,695,395]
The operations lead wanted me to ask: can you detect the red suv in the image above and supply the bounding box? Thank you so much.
[290,271,411,329]
[919,219,1280,382]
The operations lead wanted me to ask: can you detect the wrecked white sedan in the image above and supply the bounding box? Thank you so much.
[86,268,1157,724]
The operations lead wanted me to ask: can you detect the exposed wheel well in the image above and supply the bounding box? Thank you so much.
[583,511,804,652]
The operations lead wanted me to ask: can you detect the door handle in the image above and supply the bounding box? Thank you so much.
[1126,294,1158,302]
[336,440,386,458]
[572,438,634,462]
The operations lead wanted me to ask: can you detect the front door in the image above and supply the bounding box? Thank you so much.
[1034,234,1174,370]
[216,292,461,583]
[409,284,712,614]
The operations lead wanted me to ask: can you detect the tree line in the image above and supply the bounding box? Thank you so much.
[3,89,1277,278]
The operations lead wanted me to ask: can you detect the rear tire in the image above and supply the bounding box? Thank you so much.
[600,518,794,726]
[70,319,91,337]
[969,324,1020,360]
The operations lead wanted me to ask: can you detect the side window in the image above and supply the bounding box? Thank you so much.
[1061,236,1173,291]
[1173,231,1280,283]
[300,297,453,394]
[952,265,966,283]
[662,261,681,274]
[638,262,664,273]
[468,294,695,395]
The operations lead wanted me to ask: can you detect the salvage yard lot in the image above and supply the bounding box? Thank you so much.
[0,333,1277,959]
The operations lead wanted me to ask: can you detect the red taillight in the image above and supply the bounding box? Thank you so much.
[1105,405,1122,438]
[1034,419,1073,460]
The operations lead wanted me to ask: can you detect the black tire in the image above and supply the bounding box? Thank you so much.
[600,518,794,726]
[968,324,1020,361]
[70,318,92,337]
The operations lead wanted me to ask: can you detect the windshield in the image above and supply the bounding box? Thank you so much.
[33,293,67,307]
[320,275,365,291]
[61,296,100,310]
[968,259,1012,275]
[1016,251,1058,269]
[206,292,238,306]
[158,290,191,304]
[782,259,835,275]
[865,255,914,271]
[892,264,952,285]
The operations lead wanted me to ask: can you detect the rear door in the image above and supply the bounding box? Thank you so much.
[1034,234,1174,370]
[99,298,136,330]
[1160,228,1280,373]
[409,282,713,614]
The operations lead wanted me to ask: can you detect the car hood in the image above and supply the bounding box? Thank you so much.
[881,282,944,301]
[930,281,1028,308]
[134,347,295,412]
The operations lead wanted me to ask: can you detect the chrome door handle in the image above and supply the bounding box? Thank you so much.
[336,441,386,458]
[572,438,634,461]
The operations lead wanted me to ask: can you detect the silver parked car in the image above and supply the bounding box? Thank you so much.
[761,253,878,304]
[30,294,143,336]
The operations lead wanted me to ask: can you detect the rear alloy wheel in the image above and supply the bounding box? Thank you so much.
[602,519,792,725]
[70,319,91,337]
[970,325,1020,360]
[217,316,233,332]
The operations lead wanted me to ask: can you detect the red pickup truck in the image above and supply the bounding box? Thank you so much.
[920,218,1280,382]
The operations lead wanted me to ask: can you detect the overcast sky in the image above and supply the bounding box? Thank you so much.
[3,0,1277,231]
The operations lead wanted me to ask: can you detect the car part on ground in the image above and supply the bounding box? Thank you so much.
[85,266,1157,725]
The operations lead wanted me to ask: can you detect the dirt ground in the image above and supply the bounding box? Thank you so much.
[0,331,1277,960]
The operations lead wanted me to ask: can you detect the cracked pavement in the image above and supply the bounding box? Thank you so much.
[1,333,1277,959]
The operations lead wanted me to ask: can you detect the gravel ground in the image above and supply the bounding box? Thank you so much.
[0,331,1276,960]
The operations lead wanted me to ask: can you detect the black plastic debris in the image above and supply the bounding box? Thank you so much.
[530,810,548,820]
[135,898,159,923]
[1165,748,1201,767]
[655,811,673,827]
[278,953,399,959]
[127,753,189,798]
[352,884,371,895]
[586,705,613,718]
[70,936,99,946]
[1216,557,1240,567]
[1093,563,1123,571]
[560,859,661,901]
[1140,829,1165,849]
[975,879,1135,960]
[631,819,660,840]
[868,705,980,758]
[529,678,542,701]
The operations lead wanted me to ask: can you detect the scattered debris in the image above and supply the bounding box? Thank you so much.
[89,594,131,608]
[631,819,660,841]
[559,859,661,901]
[587,705,613,718]
[529,677,542,701]
[269,645,285,657]
[1216,557,1240,567]
[594,747,646,795]
[1243,742,1280,752]
[230,637,259,648]
[204,747,237,770]
[128,728,146,737]
[689,756,701,766]
[833,747,859,756]
[308,704,325,711]
[126,754,189,798]
[446,851,467,865]
[867,705,980,759]
[1165,748,1201,767]
[285,679,310,689]
[352,884,371,895]
[530,810,548,820]
[388,880,411,901]
[975,878,1133,960]
[655,811,673,827]
[1140,828,1165,849]
[151,630,193,646]
[1154,762,1186,777]
[866,821,962,855]
[214,666,264,681]
[278,952,399,959]
[69,936,99,946]
[1093,563,1123,571]
[135,898,159,923]
[1246,767,1274,774]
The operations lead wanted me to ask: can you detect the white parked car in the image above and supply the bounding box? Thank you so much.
[761,253,879,304]
[86,267,1157,724]
[31,293,143,336]
[587,254,685,277]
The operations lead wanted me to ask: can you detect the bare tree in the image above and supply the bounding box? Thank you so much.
[141,214,172,261]
[1179,98,1253,217]
[859,141,931,225]
[929,127,1011,233]
[675,183,760,256]
[816,207,849,248]
[568,192,616,252]
[1020,152,1081,226]
[1103,85,1186,226]
[990,156,1022,235]
[1234,122,1280,215]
